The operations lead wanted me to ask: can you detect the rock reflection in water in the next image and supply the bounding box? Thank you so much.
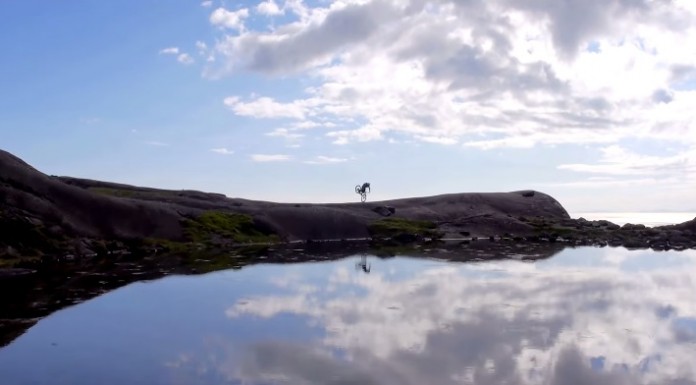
[1,245,696,385]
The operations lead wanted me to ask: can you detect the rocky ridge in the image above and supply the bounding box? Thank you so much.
[1,148,695,265]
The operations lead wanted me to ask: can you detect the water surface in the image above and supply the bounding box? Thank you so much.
[2,246,696,384]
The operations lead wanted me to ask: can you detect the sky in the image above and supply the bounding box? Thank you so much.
[1,0,696,214]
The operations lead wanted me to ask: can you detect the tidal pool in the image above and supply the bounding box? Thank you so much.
[1,246,696,385]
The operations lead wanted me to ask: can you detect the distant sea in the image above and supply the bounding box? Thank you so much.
[571,212,696,227]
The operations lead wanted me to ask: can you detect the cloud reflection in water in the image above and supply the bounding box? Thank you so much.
[181,247,696,384]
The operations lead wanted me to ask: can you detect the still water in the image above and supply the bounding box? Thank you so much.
[2,246,696,385]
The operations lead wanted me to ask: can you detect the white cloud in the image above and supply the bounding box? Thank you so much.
[210,147,234,155]
[224,96,315,119]
[303,155,348,164]
[159,47,179,55]
[327,125,383,145]
[177,53,194,65]
[558,145,696,176]
[546,177,661,189]
[417,135,458,145]
[251,154,291,162]
[200,0,212,7]
[199,0,696,150]
[548,144,696,211]
[266,128,305,140]
[160,47,195,65]
[256,0,283,16]
[195,41,208,55]
[463,137,537,150]
[210,7,249,31]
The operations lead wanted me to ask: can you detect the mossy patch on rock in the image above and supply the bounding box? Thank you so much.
[86,186,187,200]
[180,246,271,273]
[368,217,442,243]
[0,256,41,268]
[183,211,279,244]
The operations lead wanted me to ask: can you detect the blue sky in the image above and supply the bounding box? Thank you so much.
[2,0,696,213]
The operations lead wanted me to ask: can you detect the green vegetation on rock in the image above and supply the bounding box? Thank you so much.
[87,187,180,199]
[530,222,574,236]
[368,217,442,242]
[180,246,270,273]
[140,238,193,254]
[183,211,279,244]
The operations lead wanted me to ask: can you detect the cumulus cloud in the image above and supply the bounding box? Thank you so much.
[195,41,207,55]
[224,96,316,119]
[251,154,291,162]
[158,47,179,55]
[210,7,249,31]
[200,0,212,7]
[256,0,283,16]
[197,0,696,152]
[160,47,195,65]
[176,53,194,65]
[210,147,234,155]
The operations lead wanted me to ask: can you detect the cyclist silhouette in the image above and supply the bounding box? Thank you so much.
[354,182,371,202]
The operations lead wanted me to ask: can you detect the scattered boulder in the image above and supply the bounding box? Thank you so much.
[372,206,396,217]
[623,238,647,249]
[2,246,20,258]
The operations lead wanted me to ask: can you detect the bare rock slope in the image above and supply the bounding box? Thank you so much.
[1,149,571,256]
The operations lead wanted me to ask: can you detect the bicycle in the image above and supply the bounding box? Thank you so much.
[355,182,370,202]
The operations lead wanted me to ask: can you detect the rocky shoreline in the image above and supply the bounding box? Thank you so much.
[0,240,567,348]
[445,216,696,251]
[2,147,695,366]
[2,148,696,267]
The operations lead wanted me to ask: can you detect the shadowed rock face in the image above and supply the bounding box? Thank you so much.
[0,150,184,241]
[0,148,572,254]
[670,218,696,232]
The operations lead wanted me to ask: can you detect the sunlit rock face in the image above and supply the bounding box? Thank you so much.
[223,248,696,385]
